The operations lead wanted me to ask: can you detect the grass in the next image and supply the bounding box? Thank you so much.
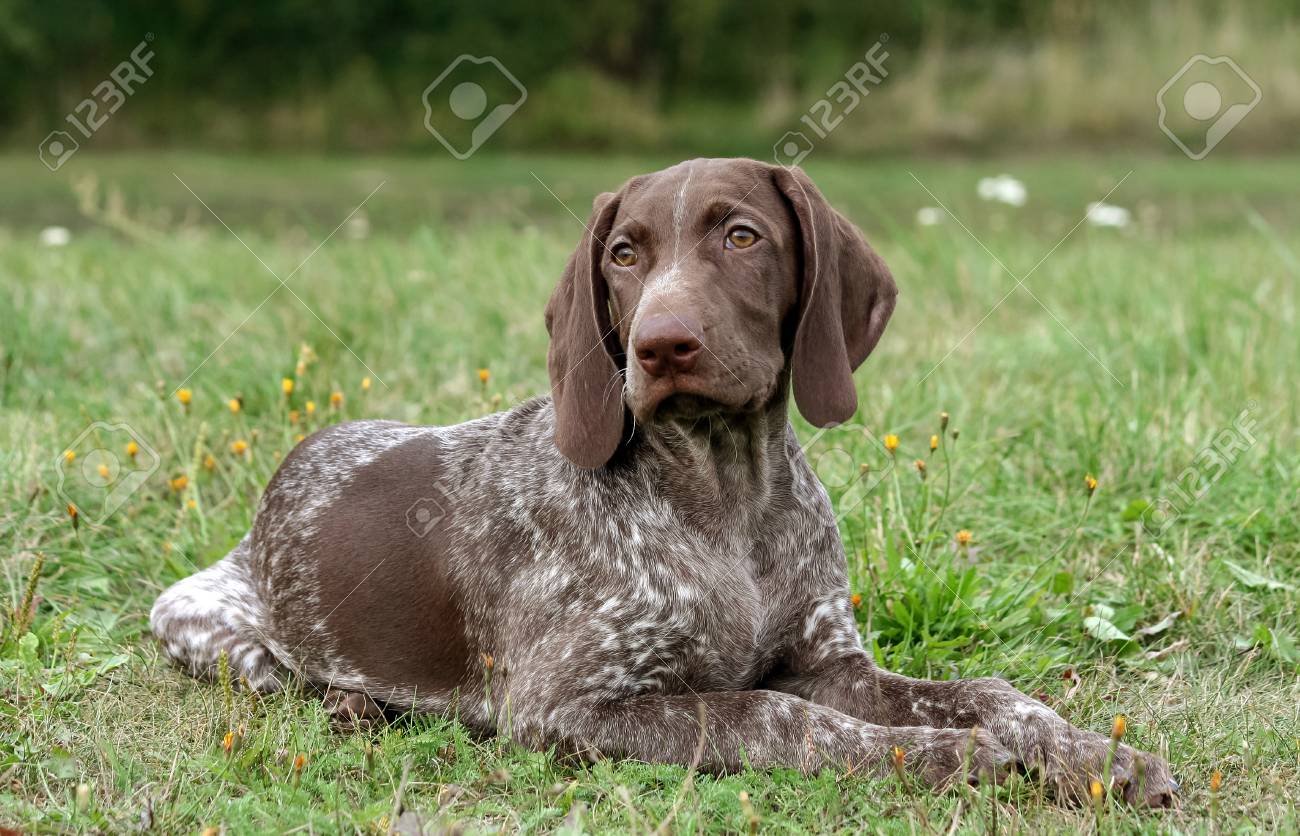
[1,151,1298,832]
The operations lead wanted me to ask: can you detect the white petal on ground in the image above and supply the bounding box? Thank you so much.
[976,174,1027,207]
[1085,201,1132,228]
[39,226,71,247]
[915,207,944,226]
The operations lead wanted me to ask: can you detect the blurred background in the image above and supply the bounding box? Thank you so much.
[5,0,1299,158]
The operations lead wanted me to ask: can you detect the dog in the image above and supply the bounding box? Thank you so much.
[151,158,1176,804]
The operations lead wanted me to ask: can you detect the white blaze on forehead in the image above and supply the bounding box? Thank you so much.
[634,162,696,324]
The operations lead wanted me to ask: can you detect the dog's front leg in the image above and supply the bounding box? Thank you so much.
[508,689,1012,786]
[770,616,1178,806]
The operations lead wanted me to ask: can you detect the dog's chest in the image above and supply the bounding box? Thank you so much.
[574,513,804,694]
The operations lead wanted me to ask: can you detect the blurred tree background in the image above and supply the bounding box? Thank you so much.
[2,0,1299,156]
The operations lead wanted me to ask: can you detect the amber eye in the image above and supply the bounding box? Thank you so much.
[612,244,638,267]
[725,227,758,249]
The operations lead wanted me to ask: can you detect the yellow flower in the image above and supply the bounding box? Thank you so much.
[330,391,343,408]
[850,593,862,608]
[170,474,189,492]
[186,498,198,510]
[478,368,491,384]
[1111,714,1126,740]
[293,753,307,774]
[294,433,306,443]
[230,439,249,456]
[204,454,217,470]
[126,441,139,458]
[929,434,939,452]
[1085,474,1098,494]
[177,388,193,406]
[956,529,972,547]
[914,459,926,478]
[63,450,76,463]
[67,503,79,521]
[1090,780,1103,802]
[1210,770,1222,792]
[222,731,234,755]
[97,463,110,479]
[228,397,242,414]
[305,400,316,416]
[281,377,294,396]
[361,376,372,392]
[883,434,899,454]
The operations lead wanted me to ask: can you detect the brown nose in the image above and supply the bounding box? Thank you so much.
[634,314,703,377]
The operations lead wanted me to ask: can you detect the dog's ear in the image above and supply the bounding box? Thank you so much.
[545,191,625,468]
[771,165,898,427]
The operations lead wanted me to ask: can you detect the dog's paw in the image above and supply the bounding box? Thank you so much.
[899,727,1016,789]
[1031,730,1177,808]
[322,687,384,732]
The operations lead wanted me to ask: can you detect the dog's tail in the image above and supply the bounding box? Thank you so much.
[150,536,287,691]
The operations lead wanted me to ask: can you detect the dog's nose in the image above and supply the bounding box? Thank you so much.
[634,315,702,377]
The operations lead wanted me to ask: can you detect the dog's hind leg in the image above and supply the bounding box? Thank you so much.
[150,536,287,692]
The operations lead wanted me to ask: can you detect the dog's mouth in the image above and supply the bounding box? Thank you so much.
[628,374,775,424]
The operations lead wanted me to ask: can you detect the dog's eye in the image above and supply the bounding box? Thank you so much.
[725,227,758,249]
[612,244,638,267]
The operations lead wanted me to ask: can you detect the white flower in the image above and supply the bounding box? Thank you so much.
[39,226,71,247]
[915,207,944,226]
[1085,201,1131,228]
[976,175,1027,207]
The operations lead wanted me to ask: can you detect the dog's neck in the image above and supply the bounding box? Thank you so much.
[635,383,794,531]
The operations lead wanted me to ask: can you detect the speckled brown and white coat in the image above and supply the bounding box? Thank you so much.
[152,159,1176,805]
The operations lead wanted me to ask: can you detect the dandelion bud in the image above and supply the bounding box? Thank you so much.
[478,368,491,384]
[281,377,294,396]
[1090,779,1103,806]
[231,439,249,456]
[929,434,939,452]
[890,745,906,780]
[955,529,972,547]
[951,429,960,441]
[361,376,372,392]
[63,450,76,463]
[940,411,949,430]
[222,730,234,756]
[126,441,139,458]
[97,463,110,480]
[204,454,217,470]
[883,434,899,455]
[75,782,91,813]
[67,503,79,528]
[1085,474,1098,494]
[288,409,300,425]
[850,592,862,607]
[1210,770,1222,792]
[914,459,926,479]
[330,391,343,408]
[176,388,193,407]
[228,397,242,414]
[481,652,495,671]
[305,400,316,416]
[169,475,188,492]
[1111,715,1126,741]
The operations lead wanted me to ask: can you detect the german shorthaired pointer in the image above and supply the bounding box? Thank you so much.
[152,158,1175,805]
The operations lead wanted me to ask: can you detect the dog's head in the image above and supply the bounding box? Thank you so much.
[545,158,897,468]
